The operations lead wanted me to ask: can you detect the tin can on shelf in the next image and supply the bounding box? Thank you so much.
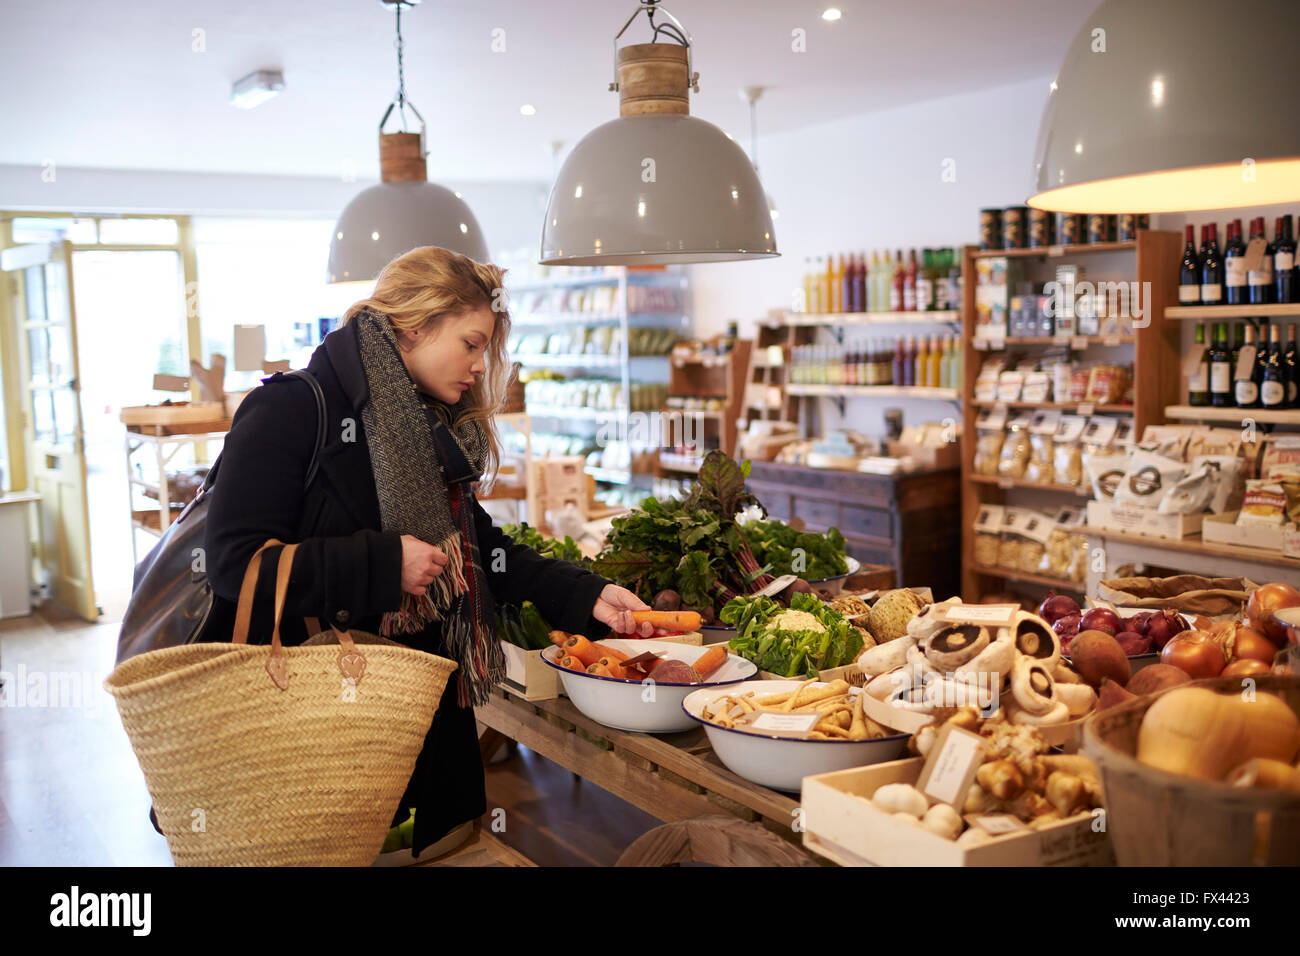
[1028,208,1055,248]
[1087,214,1116,244]
[979,208,1003,250]
[1117,214,1150,241]
[1003,206,1029,249]
[1060,214,1086,246]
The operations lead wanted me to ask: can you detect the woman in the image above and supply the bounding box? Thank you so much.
[202,245,654,856]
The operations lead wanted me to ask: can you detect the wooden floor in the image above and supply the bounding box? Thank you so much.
[0,608,663,867]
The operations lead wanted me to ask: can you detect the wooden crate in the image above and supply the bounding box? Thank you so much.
[120,402,226,427]
[802,757,1115,867]
[499,641,562,702]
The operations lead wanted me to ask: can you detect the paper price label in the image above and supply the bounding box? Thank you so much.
[1053,333,1072,346]
[1182,345,1207,376]
[1048,245,1065,257]
[917,725,985,808]
[1102,335,1122,347]
[1284,528,1300,559]
[936,603,1021,628]
[1236,345,1258,380]
[1241,238,1268,273]
[1077,402,1096,416]
[967,813,1031,835]
[998,477,1015,489]
[747,712,820,736]
[1070,336,1089,351]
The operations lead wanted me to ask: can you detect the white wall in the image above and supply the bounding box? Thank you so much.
[0,164,548,261]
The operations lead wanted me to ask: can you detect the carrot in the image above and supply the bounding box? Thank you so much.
[549,630,569,647]
[692,645,728,680]
[593,643,629,662]
[585,662,612,677]
[559,655,587,672]
[597,658,629,679]
[563,635,602,667]
[631,610,701,632]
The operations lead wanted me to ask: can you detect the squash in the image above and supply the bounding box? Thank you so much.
[1136,687,1300,781]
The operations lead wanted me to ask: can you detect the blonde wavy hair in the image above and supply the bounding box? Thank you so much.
[343,246,512,483]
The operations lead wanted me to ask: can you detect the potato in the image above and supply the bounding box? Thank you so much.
[1126,663,1191,697]
[653,589,682,612]
[1071,630,1131,688]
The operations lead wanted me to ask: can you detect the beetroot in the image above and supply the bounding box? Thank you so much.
[1079,607,1122,637]
[1125,611,1156,636]
[1053,613,1082,641]
[1096,677,1137,711]
[1115,630,1154,656]
[1038,592,1081,626]
[1145,608,1189,649]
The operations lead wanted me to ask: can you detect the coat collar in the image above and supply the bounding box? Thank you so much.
[319,318,369,413]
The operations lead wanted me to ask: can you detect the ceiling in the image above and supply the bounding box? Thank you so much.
[1,0,1096,183]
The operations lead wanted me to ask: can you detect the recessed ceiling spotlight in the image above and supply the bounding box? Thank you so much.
[520,104,536,116]
[822,8,842,21]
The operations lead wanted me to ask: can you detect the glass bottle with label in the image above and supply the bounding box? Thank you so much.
[1247,217,1274,305]
[1233,323,1261,409]
[1187,323,1210,406]
[1276,216,1297,303]
[1209,323,1233,408]
[1285,325,1299,408]
[1199,224,1224,306]
[1224,219,1247,305]
[890,250,904,312]
[1262,324,1287,409]
[1178,224,1200,305]
[903,250,918,312]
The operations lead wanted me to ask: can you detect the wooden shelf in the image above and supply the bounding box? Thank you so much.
[1165,303,1300,320]
[972,400,1133,414]
[972,241,1137,259]
[1001,335,1136,346]
[970,474,1090,496]
[659,453,704,473]
[783,309,960,327]
[524,404,629,421]
[513,352,620,368]
[789,384,960,400]
[970,564,1086,592]
[1086,526,1300,570]
[1165,404,1300,425]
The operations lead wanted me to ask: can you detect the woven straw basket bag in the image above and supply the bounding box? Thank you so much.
[104,539,457,866]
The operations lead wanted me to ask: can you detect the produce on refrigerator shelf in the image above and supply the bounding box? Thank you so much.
[721,592,864,679]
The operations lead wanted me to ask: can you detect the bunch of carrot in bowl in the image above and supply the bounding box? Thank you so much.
[548,631,727,684]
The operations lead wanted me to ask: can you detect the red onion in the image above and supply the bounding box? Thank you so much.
[1038,592,1081,626]
[1079,607,1122,637]
[1145,608,1188,650]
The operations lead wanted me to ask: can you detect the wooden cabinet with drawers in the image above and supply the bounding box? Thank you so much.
[745,461,961,599]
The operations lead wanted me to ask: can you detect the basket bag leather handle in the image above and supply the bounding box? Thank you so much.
[231,538,364,691]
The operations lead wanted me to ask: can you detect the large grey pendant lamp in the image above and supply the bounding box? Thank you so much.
[540,2,778,265]
[1028,0,1300,213]
[328,0,488,285]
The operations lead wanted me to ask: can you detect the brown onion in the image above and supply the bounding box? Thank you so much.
[1160,630,1227,679]
[1246,582,1300,647]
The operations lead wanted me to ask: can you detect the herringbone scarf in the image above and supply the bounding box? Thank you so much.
[356,308,504,706]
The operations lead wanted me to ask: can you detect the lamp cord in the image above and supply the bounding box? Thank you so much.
[641,0,688,46]
[394,2,408,130]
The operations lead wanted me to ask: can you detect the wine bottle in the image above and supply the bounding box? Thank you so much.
[1224,219,1247,305]
[1178,224,1200,305]
[1209,323,1233,407]
[890,250,904,312]
[1233,323,1261,408]
[1285,325,1298,408]
[1247,217,1274,305]
[1188,323,1209,406]
[1276,216,1297,303]
[1200,224,1224,306]
[829,255,842,314]
[1262,323,1286,409]
[917,249,935,312]
[934,249,951,311]
[903,250,918,312]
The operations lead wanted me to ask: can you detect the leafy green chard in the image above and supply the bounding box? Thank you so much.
[721,592,863,679]
[745,520,849,580]
[501,522,585,564]
[591,451,778,613]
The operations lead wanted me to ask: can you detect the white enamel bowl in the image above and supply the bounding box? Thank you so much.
[806,556,861,597]
[542,638,757,733]
[681,679,910,793]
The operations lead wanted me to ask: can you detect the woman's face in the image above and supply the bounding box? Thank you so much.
[397,306,495,404]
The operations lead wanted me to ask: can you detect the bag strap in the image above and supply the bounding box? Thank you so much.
[198,368,328,496]
[233,537,364,691]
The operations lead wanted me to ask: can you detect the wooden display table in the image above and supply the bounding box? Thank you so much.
[474,686,828,866]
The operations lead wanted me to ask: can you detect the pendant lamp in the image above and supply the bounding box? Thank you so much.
[328,0,488,285]
[742,85,778,221]
[1028,0,1300,213]
[540,2,778,265]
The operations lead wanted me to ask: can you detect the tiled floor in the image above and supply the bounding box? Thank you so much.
[0,608,659,866]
